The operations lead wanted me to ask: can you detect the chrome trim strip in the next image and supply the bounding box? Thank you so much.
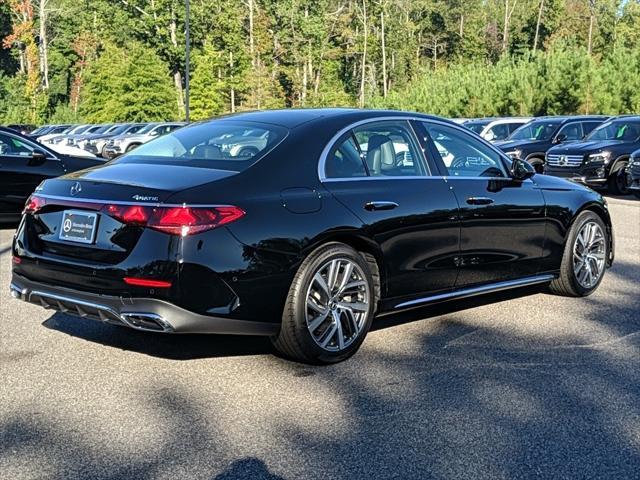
[317,115,513,182]
[34,194,237,209]
[392,274,556,310]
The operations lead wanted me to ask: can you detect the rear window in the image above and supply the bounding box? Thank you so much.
[115,121,288,172]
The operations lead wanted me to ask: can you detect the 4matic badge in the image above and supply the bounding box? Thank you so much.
[132,194,159,202]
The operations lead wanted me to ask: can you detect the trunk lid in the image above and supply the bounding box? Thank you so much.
[24,163,236,264]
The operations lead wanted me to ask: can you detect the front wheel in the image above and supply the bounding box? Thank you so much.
[528,158,545,174]
[549,211,608,297]
[607,162,629,195]
[271,243,378,364]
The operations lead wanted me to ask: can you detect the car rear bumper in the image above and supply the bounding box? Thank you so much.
[10,272,279,336]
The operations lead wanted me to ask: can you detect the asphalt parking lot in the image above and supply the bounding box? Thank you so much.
[1,196,639,480]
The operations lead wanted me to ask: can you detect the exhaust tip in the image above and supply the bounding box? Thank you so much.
[9,284,25,300]
[121,313,173,332]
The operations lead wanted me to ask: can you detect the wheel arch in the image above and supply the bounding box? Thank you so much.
[609,155,630,174]
[304,234,384,302]
[571,201,615,267]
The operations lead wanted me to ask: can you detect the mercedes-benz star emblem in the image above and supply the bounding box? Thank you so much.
[70,182,82,196]
[559,155,567,166]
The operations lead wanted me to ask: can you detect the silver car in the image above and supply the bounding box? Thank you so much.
[103,122,185,159]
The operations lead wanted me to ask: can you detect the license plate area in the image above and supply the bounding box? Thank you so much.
[59,210,98,244]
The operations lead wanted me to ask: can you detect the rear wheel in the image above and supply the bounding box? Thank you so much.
[271,243,377,364]
[549,211,608,297]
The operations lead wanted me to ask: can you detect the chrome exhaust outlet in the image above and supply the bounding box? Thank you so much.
[9,283,26,300]
[120,313,174,332]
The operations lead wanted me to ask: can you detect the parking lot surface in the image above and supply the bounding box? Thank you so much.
[1,197,639,480]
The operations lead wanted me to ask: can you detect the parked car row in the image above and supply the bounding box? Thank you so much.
[457,114,640,196]
[21,121,186,159]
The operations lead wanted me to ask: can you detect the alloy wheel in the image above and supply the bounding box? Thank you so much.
[572,221,606,289]
[305,258,370,352]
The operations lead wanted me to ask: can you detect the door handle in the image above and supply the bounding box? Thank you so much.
[466,197,494,205]
[364,201,399,211]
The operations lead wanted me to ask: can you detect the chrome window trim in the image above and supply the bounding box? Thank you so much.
[318,116,514,182]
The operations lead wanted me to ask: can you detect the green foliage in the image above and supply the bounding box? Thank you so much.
[371,45,640,117]
[1,0,640,123]
[79,41,178,122]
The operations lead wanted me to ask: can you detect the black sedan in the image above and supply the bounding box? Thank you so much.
[0,127,105,223]
[10,109,614,364]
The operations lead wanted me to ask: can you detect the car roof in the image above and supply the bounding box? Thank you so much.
[210,108,454,129]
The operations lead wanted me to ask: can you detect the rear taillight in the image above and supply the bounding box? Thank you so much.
[23,195,46,214]
[102,204,245,236]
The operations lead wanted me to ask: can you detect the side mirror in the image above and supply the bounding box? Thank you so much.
[553,133,567,144]
[149,129,160,137]
[510,158,535,181]
[28,149,48,166]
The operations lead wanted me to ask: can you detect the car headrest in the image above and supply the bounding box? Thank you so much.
[366,135,395,175]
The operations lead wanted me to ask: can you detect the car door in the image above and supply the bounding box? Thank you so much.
[0,131,64,218]
[321,119,461,299]
[417,121,546,288]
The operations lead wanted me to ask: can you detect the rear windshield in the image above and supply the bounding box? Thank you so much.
[509,120,561,141]
[115,121,288,172]
[586,120,640,141]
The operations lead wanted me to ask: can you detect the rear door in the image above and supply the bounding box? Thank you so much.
[417,120,547,288]
[0,131,64,217]
[321,119,461,299]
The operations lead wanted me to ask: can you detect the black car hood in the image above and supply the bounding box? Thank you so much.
[39,162,237,202]
[547,139,632,155]
[494,139,546,151]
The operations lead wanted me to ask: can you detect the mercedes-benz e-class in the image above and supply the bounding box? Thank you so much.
[10,109,614,363]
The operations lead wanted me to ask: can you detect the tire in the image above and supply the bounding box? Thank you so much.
[607,161,629,195]
[271,243,378,364]
[528,158,544,174]
[549,211,608,297]
[126,143,141,153]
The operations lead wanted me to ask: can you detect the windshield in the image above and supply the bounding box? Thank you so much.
[509,120,562,141]
[91,125,113,134]
[135,123,159,134]
[464,121,490,134]
[586,120,640,141]
[115,121,287,172]
[124,124,144,134]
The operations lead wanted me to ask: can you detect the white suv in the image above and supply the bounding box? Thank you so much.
[464,117,532,142]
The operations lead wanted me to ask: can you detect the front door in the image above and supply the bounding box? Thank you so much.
[417,121,547,287]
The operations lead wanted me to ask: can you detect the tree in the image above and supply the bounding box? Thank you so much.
[79,41,177,122]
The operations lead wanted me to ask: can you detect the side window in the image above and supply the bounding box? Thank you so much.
[508,123,524,135]
[583,122,602,136]
[351,121,428,177]
[557,122,583,141]
[325,134,367,179]
[422,122,507,178]
[0,132,36,156]
[485,123,510,141]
